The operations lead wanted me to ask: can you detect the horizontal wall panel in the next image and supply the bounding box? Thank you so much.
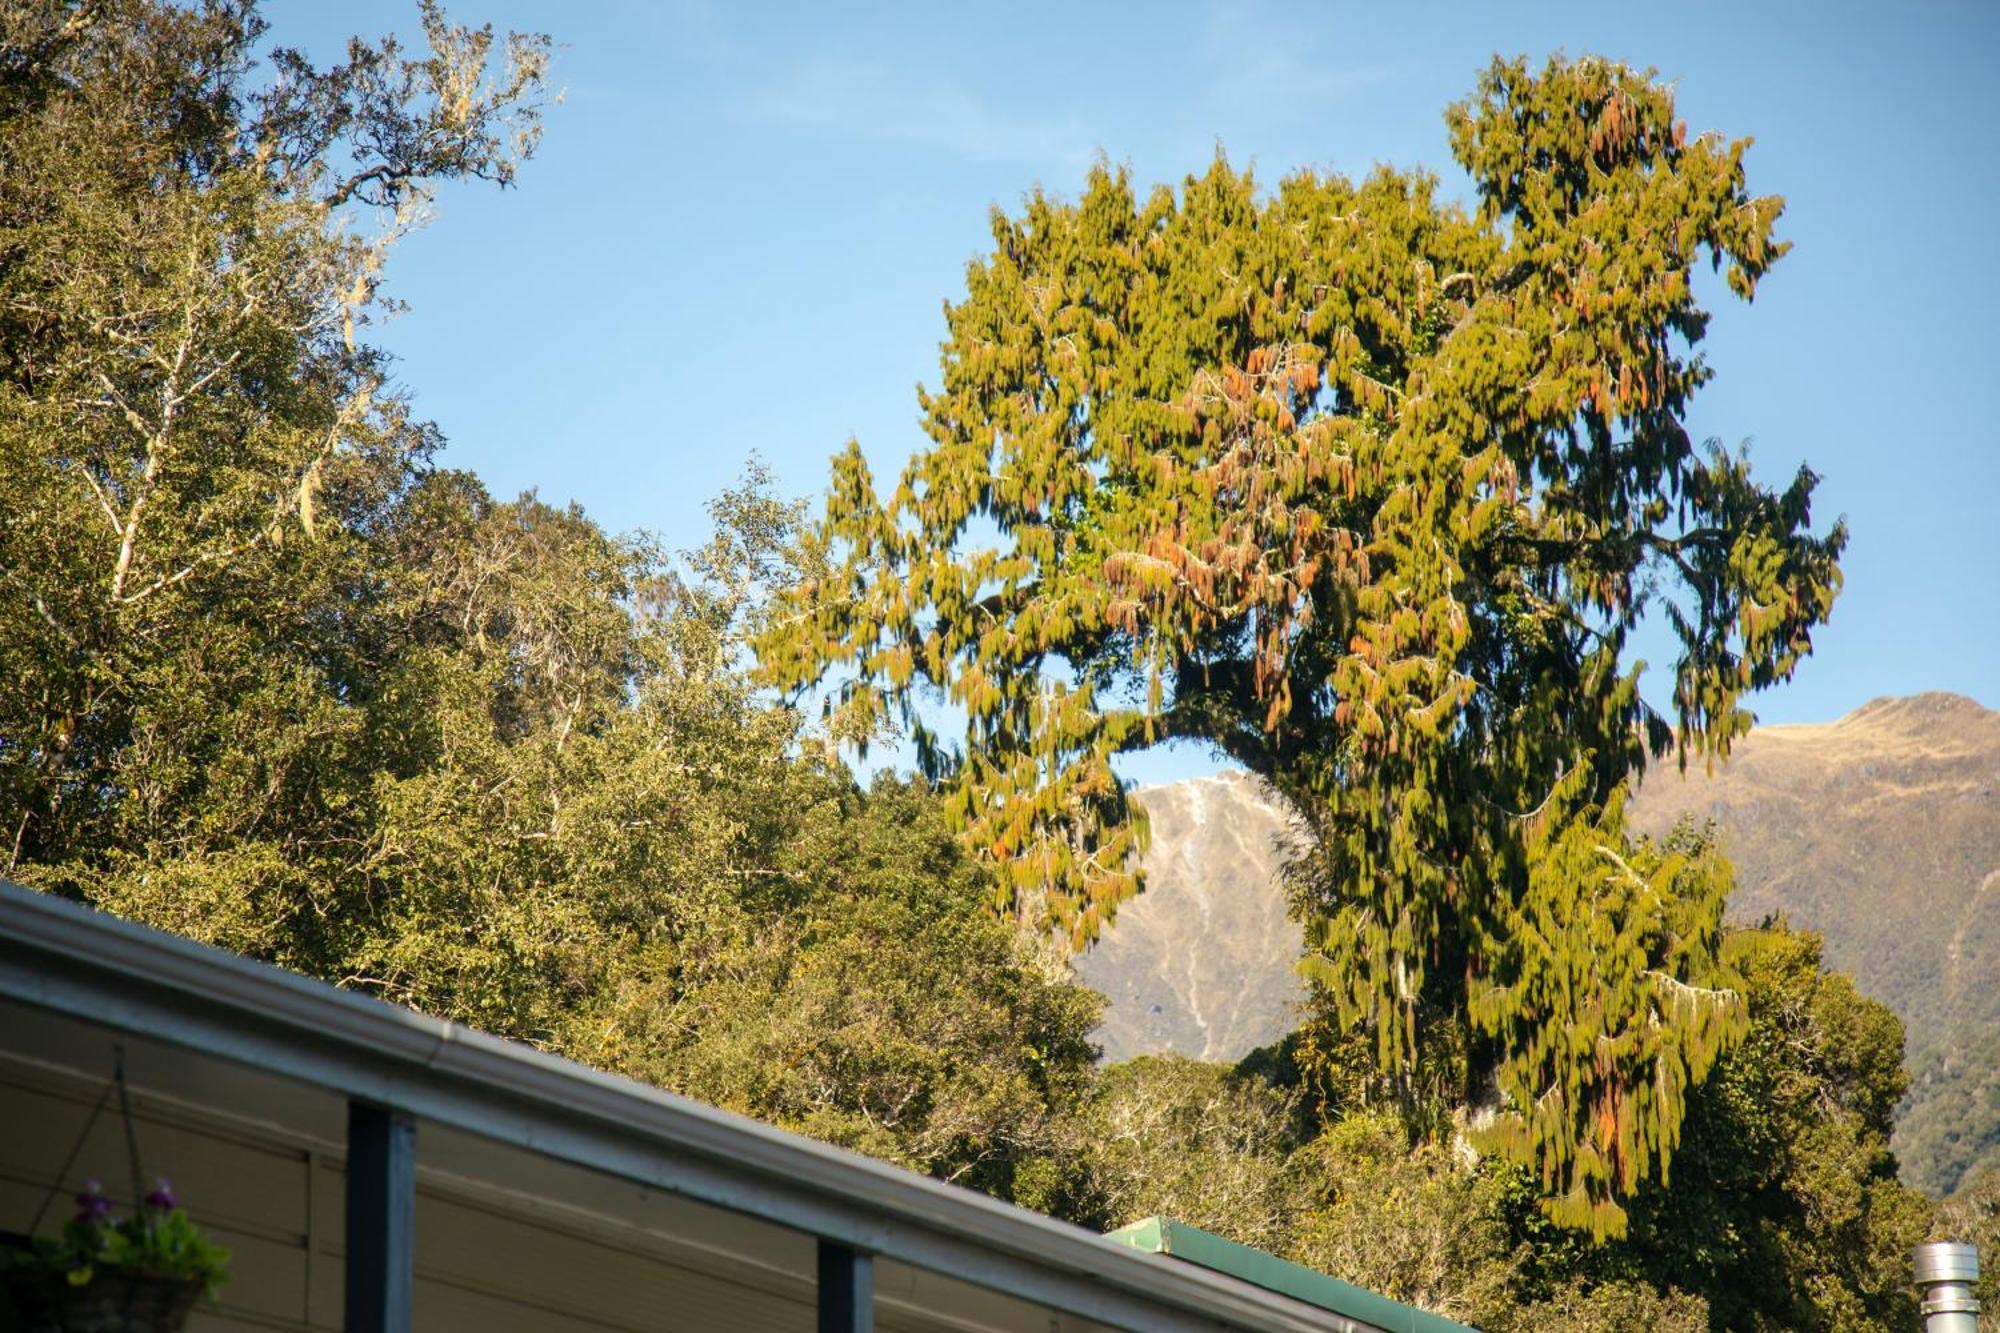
[0,1071,309,1237]
[415,1188,815,1332]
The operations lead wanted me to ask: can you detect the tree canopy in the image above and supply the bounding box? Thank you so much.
[760,55,1848,1235]
[0,0,548,886]
[0,0,1106,1196]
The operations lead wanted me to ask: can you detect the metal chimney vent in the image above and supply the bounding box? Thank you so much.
[1914,1242,1980,1333]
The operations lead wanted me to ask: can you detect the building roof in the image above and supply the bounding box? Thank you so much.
[1107,1218,1476,1333]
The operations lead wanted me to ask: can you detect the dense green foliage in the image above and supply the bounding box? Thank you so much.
[1517,922,1932,1330]
[0,0,547,906]
[1065,1055,1308,1251]
[0,0,1104,1195]
[1080,919,1933,1331]
[0,7,1962,1329]
[760,54,1848,1236]
[584,770,1102,1196]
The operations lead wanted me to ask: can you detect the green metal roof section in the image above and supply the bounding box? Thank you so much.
[1103,1217,1479,1333]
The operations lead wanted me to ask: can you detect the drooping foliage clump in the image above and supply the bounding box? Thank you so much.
[1499,921,1932,1330]
[759,55,1848,1234]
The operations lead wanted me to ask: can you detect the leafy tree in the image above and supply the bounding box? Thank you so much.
[589,774,1102,1200]
[0,0,547,886]
[1056,1056,1522,1326]
[1285,1112,1523,1326]
[7,14,1938,1321]
[760,54,1845,1234]
[1507,921,1933,1330]
[1065,1055,1306,1248]
[1501,1279,1709,1333]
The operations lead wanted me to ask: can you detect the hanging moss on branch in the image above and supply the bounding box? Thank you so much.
[1461,789,1744,1237]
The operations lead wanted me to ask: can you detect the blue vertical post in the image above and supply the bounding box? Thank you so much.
[818,1237,873,1333]
[345,1102,415,1333]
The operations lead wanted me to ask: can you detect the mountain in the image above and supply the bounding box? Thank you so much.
[1629,692,2000,1197]
[1072,771,1304,1063]
[1076,693,2000,1196]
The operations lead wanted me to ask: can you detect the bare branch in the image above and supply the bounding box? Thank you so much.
[115,522,278,608]
[73,465,124,537]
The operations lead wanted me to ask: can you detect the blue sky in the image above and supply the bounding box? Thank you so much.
[286,1,1996,783]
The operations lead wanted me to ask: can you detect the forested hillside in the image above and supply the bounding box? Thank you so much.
[0,6,1965,1329]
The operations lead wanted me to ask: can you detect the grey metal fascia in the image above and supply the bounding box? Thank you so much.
[0,884,1374,1333]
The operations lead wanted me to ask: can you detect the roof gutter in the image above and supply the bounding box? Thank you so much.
[0,883,1379,1333]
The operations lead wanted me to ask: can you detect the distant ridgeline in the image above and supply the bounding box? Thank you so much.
[1078,693,2000,1199]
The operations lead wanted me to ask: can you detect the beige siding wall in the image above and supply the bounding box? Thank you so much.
[0,1055,828,1331]
[1,1051,1105,1332]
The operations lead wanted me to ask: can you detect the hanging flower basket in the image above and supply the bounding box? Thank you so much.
[0,1182,228,1333]
[1,1266,203,1333]
[2,1057,229,1333]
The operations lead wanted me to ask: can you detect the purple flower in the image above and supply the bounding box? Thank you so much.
[143,1177,178,1212]
[73,1179,112,1226]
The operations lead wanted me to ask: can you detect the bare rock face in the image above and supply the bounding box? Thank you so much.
[1076,694,2000,1196]
[1072,771,1303,1064]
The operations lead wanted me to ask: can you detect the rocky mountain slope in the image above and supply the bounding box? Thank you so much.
[1072,771,1304,1063]
[1075,693,2000,1196]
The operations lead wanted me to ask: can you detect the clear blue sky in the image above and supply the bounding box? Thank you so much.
[286,1,1996,783]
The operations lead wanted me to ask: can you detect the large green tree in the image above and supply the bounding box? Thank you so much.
[0,0,548,885]
[760,56,1847,1234]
